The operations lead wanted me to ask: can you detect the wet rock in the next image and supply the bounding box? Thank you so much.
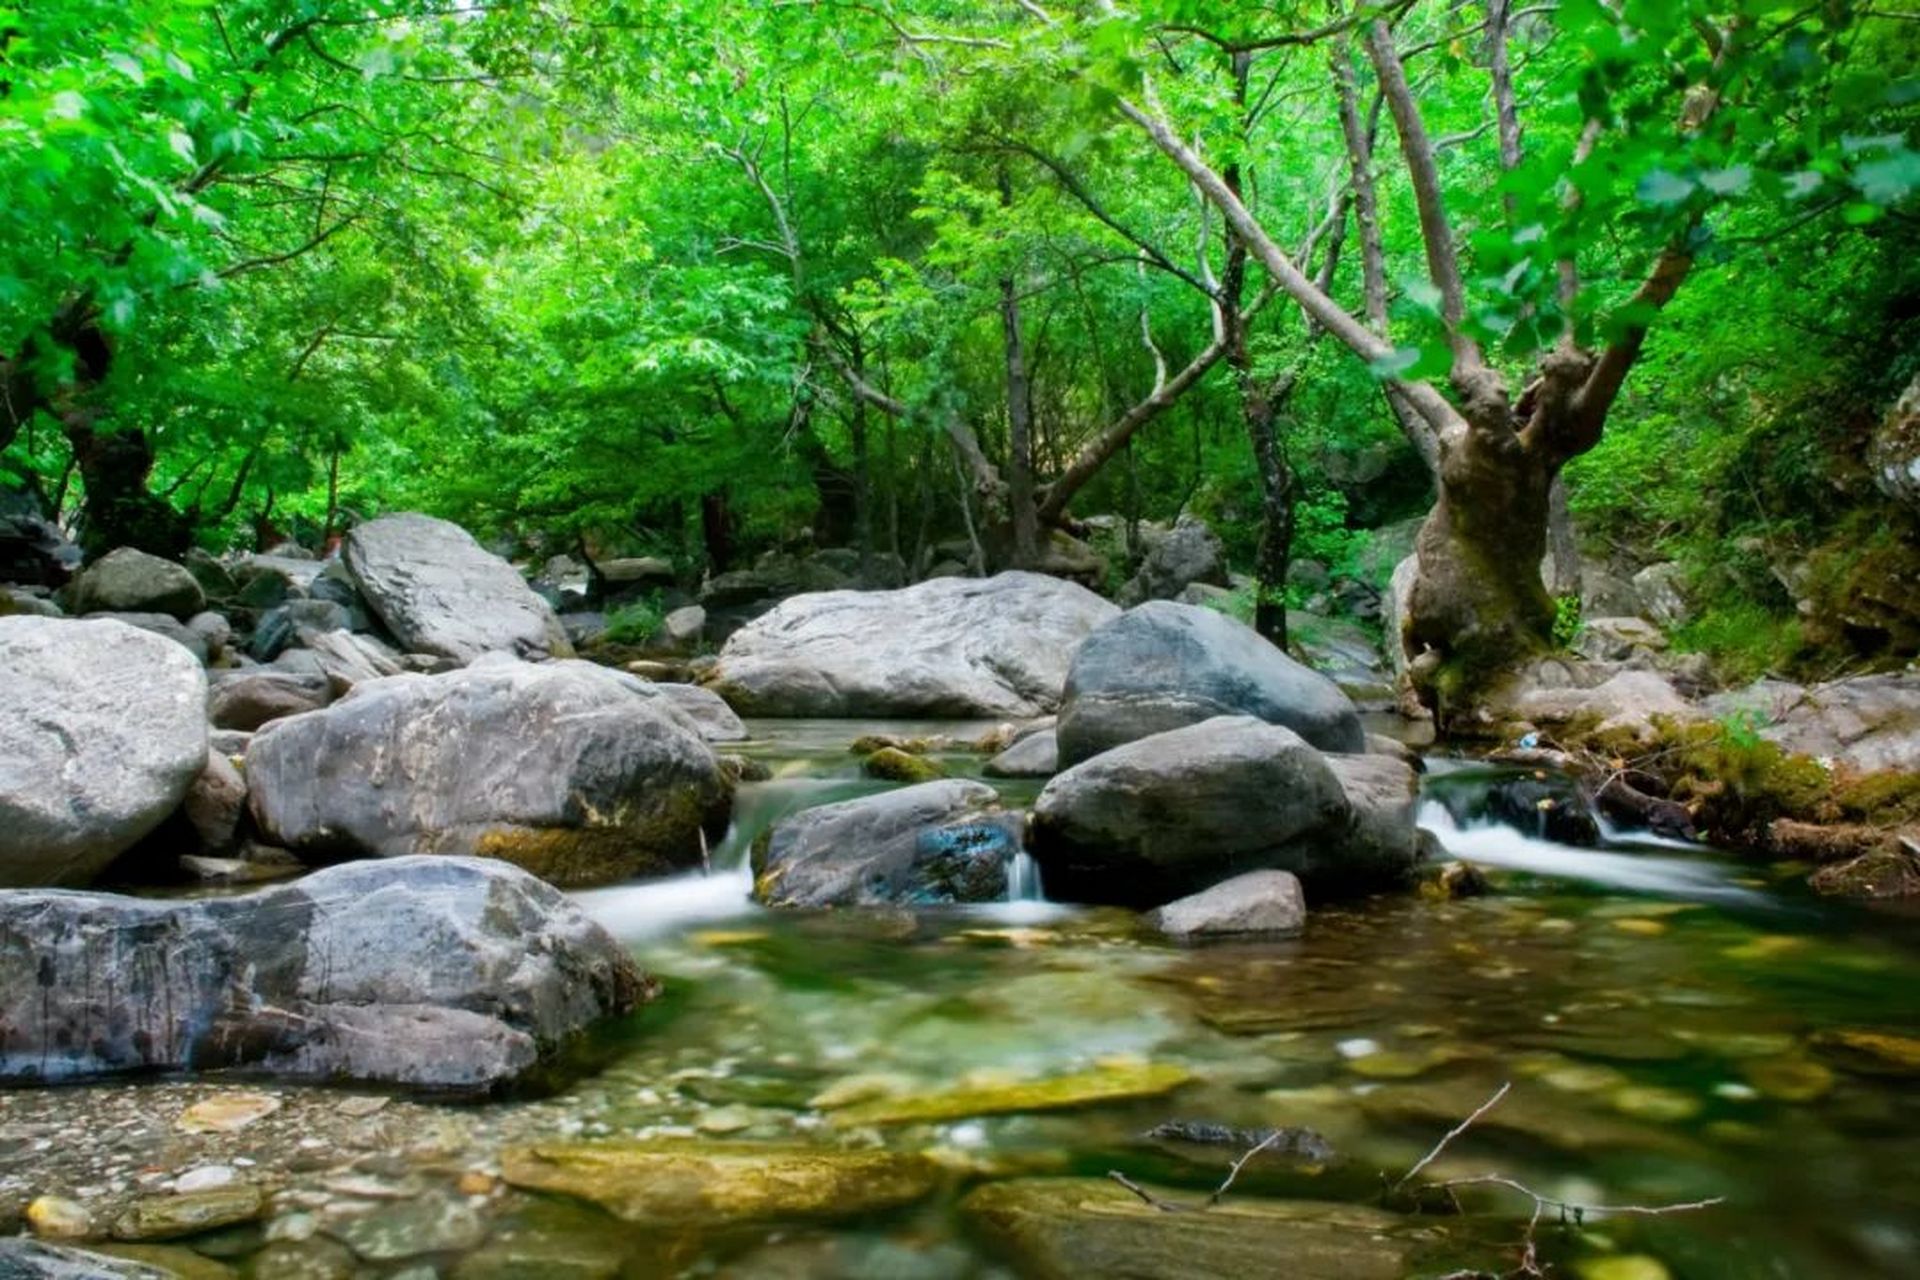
[824,1061,1190,1127]
[328,1192,486,1261]
[247,657,731,887]
[1057,601,1365,767]
[0,1240,180,1278]
[1812,1028,1920,1077]
[862,746,946,782]
[111,1187,265,1241]
[1030,717,1413,906]
[1146,870,1306,939]
[207,669,331,732]
[178,1093,282,1134]
[447,1199,633,1280]
[0,617,208,885]
[244,1238,356,1280]
[499,1142,941,1224]
[1437,768,1600,845]
[960,1178,1432,1280]
[753,780,1022,908]
[25,1196,93,1241]
[344,513,573,664]
[1117,515,1226,606]
[985,727,1058,779]
[91,1245,236,1280]
[0,857,648,1093]
[69,548,206,621]
[709,571,1117,718]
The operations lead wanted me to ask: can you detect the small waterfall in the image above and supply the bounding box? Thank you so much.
[1006,850,1045,903]
[1417,800,1766,906]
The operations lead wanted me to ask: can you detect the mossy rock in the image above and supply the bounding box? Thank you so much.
[110,1187,265,1242]
[1811,1028,1920,1077]
[960,1177,1451,1280]
[862,747,947,783]
[499,1141,942,1225]
[825,1062,1191,1127]
[91,1242,238,1279]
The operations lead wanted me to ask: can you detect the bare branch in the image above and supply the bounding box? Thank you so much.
[1393,1082,1510,1193]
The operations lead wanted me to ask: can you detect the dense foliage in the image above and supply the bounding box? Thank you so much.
[3,1,1916,671]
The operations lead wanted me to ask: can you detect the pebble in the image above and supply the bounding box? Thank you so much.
[177,1093,282,1134]
[174,1165,238,1193]
[26,1194,92,1240]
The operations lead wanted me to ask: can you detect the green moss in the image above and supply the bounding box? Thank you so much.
[824,1061,1191,1127]
[1671,601,1806,685]
[603,595,665,645]
[861,747,945,783]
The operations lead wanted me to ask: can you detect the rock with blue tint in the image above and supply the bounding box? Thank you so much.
[0,856,648,1095]
[752,779,1023,907]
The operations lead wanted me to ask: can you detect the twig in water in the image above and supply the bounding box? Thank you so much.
[1107,1129,1286,1213]
[1391,1080,1510,1194]
[698,826,711,876]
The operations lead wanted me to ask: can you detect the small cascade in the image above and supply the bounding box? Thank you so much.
[1417,800,1767,906]
[1006,849,1045,903]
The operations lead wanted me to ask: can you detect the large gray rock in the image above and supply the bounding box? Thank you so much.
[1631,562,1692,629]
[1709,673,1920,773]
[85,610,209,664]
[247,657,731,887]
[709,571,1118,718]
[1118,515,1226,606]
[627,678,748,743]
[1870,370,1920,516]
[344,513,573,664]
[752,780,1023,908]
[1145,870,1306,938]
[1057,601,1365,767]
[0,857,646,1094]
[1030,717,1414,905]
[0,617,208,886]
[68,547,205,620]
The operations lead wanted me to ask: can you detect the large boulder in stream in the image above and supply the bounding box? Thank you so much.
[1057,601,1365,767]
[344,512,573,664]
[0,617,208,886]
[247,656,732,887]
[752,779,1023,907]
[0,856,647,1094]
[707,571,1118,718]
[1029,716,1418,906]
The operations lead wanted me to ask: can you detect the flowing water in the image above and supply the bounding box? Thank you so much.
[9,722,1919,1278]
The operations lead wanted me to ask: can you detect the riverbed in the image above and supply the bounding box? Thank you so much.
[2,720,1915,1278]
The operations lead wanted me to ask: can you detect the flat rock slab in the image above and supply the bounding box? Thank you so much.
[500,1142,941,1224]
[823,1062,1191,1127]
[961,1178,1441,1280]
[0,856,647,1094]
[708,571,1118,717]
[1146,870,1307,938]
[345,513,572,664]
[0,616,208,885]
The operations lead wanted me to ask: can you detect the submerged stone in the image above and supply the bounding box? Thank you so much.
[824,1062,1191,1127]
[1812,1028,1920,1076]
[111,1187,265,1241]
[328,1192,487,1261]
[960,1177,1439,1280]
[499,1141,941,1225]
[863,746,947,783]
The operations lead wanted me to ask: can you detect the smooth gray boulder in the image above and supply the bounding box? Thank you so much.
[68,547,205,620]
[247,657,731,887]
[752,780,1023,907]
[344,513,573,664]
[85,610,209,664]
[626,678,748,743]
[1029,717,1414,906]
[1146,870,1306,938]
[984,727,1059,778]
[182,749,248,852]
[1707,673,1920,773]
[0,617,208,886]
[0,1240,177,1278]
[0,857,647,1094]
[708,571,1118,718]
[1056,601,1365,767]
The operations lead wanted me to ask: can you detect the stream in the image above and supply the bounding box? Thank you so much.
[5,718,1918,1278]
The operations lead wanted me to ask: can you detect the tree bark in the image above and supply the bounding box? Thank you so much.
[998,168,1039,567]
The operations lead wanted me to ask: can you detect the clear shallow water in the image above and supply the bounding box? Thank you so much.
[530,722,1920,1279]
[13,721,1916,1278]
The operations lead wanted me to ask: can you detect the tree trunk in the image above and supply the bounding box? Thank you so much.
[700,490,736,574]
[1241,372,1294,649]
[1000,272,1039,567]
[851,396,874,582]
[1543,476,1582,599]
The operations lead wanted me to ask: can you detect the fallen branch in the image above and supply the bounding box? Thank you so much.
[1108,1128,1286,1213]
[1391,1081,1509,1194]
